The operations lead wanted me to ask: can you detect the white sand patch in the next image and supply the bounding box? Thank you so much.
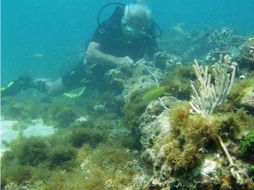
[1,120,20,142]
[1,119,20,155]
[1,118,56,155]
[23,119,55,137]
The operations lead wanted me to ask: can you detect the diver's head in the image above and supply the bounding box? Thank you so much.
[121,3,152,38]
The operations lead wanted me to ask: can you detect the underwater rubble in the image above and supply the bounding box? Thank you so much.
[1,27,254,190]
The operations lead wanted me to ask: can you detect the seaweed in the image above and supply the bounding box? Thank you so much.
[240,130,254,156]
[49,146,77,169]
[40,144,137,190]
[69,128,105,148]
[123,88,151,129]
[51,105,78,128]
[218,79,254,112]
[1,165,34,185]
[162,102,253,174]
[142,86,166,103]
[162,65,196,100]
[15,137,50,166]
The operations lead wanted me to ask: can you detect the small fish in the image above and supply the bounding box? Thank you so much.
[33,53,44,59]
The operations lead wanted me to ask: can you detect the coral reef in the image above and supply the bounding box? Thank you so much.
[139,99,253,189]
[138,53,254,189]
[158,25,243,61]
[1,27,254,190]
[189,56,250,185]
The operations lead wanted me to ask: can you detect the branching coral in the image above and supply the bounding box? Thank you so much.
[189,55,249,184]
[190,55,237,115]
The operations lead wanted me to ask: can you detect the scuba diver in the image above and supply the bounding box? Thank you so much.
[1,2,159,97]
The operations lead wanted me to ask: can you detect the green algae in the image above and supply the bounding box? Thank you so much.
[218,79,254,112]
[157,102,254,174]
[162,65,196,100]
[240,130,254,155]
[69,128,105,148]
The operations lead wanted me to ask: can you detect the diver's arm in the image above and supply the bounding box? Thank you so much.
[86,42,133,66]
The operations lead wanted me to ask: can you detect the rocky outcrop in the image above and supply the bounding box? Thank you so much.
[240,86,254,113]
[139,96,178,150]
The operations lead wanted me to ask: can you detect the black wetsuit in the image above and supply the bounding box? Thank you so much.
[62,6,157,91]
[93,6,157,61]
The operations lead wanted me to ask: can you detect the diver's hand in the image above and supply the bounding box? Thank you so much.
[118,56,134,66]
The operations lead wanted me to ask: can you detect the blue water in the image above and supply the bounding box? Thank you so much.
[2,0,254,84]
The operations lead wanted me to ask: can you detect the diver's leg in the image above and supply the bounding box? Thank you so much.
[1,75,35,97]
[0,74,58,97]
[36,60,90,96]
[61,60,90,91]
[1,60,89,97]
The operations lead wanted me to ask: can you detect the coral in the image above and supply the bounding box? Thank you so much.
[190,56,237,115]
[189,56,250,184]
[141,98,253,187]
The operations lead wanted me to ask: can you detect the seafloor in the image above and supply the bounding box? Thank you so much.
[1,26,254,190]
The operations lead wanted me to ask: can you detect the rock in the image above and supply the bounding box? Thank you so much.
[93,104,106,114]
[200,159,217,177]
[240,86,254,112]
[104,63,135,91]
[120,63,164,105]
[139,96,178,149]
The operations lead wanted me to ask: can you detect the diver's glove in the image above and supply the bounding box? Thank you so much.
[1,75,34,97]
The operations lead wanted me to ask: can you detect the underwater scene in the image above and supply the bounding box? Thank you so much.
[1,0,254,189]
